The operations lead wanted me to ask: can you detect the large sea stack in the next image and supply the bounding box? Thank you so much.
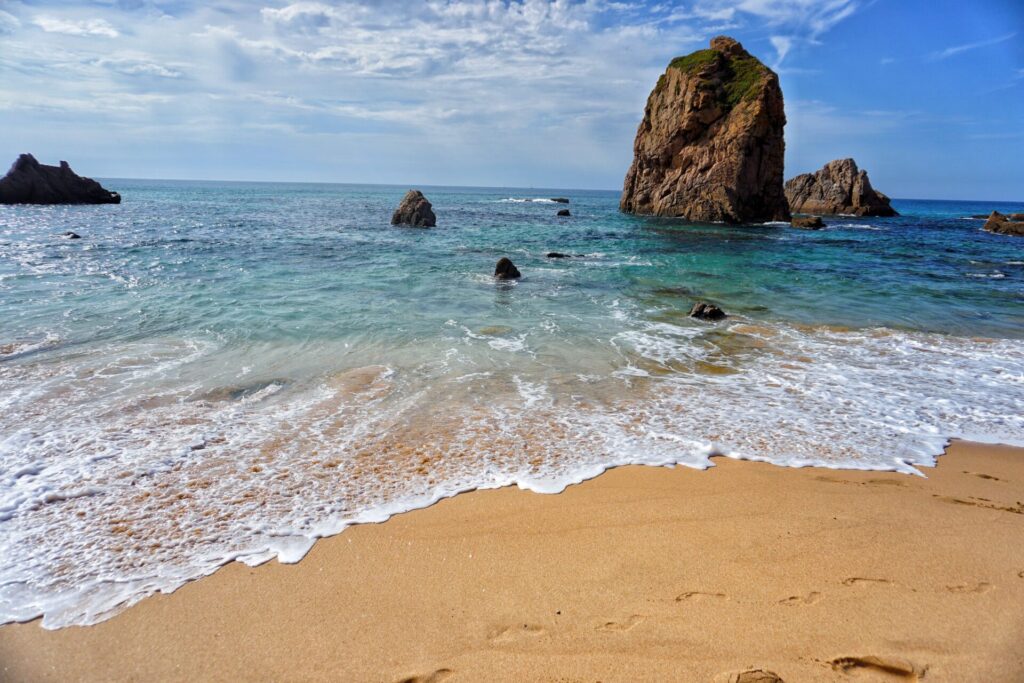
[785,159,897,217]
[0,154,120,205]
[620,36,789,224]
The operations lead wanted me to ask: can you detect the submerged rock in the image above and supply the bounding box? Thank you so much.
[557,209,571,217]
[620,36,789,224]
[63,231,82,239]
[791,216,825,229]
[689,301,727,321]
[391,190,436,228]
[551,197,570,204]
[785,159,897,217]
[494,257,521,280]
[984,211,1024,237]
[0,154,120,205]
[546,252,570,258]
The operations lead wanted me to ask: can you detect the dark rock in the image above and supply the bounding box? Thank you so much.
[791,216,825,229]
[689,301,726,321]
[984,211,1024,237]
[494,257,521,280]
[620,36,789,224]
[0,154,120,205]
[970,214,990,219]
[785,159,897,217]
[546,252,571,258]
[550,197,570,204]
[63,231,82,239]
[390,189,436,228]
[557,209,571,217]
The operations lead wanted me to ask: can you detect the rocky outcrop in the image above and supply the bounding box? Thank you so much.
[791,216,825,229]
[984,211,1024,236]
[546,252,570,258]
[557,209,571,217]
[551,198,569,204]
[785,159,897,217]
[620,36,789,224]
[391,190,436,227]
[494,257,521,280]
[689,302,726,321]
[0,154,120,205]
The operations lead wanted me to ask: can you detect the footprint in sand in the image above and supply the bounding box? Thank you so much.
[488,623,546,644]
[676,590,728,602]
[596,614,646,632]
[1018,570,1024,579]
[830,655,924,680]
[779,591,821,606]
[962,470,1004,482]
[946,582,993,594]
[842,577,894,587]
[396,669,453,683]
[713,669,784,683]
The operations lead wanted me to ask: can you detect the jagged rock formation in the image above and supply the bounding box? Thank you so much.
[791,216,825,229]
[494,257,521,280]
[785,159,897,217]
[0,154,120,205]
[391,190,436,227]
[984,211,1024,236]
[620,36,789,224]
[689,301,726,321]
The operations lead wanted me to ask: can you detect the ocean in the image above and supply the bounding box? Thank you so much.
[2,179,1023,628]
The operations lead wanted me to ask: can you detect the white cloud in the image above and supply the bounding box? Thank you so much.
[770,35,792,65]
[93,56,185,79]
[34,16,120,38]
[932,32,1017,60]
[0,10,21,35]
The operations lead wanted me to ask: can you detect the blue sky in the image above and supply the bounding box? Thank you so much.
[1,1,1022,199]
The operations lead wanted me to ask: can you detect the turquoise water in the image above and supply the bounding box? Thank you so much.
[2,180,1023,627]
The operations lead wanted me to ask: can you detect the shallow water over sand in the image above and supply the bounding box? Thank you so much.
[1,181,1023,626]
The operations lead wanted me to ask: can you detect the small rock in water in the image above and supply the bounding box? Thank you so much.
[546,252,570,258]
[984,211,1024,237]
[550,197,570,204]
[494,257,521,280]
[63,231,82,239]
[689,301,727,321]
[791,216,825,229]
[390,189,436,228]
[189,437,206,451]
[557,209,571,217]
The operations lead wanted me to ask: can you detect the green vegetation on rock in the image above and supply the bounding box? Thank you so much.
[721,54,766,107]
[668,49,719,74]
[665,47,768,110]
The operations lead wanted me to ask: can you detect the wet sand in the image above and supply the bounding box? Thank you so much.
[2,441,1023,682]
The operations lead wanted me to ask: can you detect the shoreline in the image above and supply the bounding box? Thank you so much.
[3,440,1024,681]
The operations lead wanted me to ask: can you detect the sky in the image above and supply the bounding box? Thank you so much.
[1,0,1022,200]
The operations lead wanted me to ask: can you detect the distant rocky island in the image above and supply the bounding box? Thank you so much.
[0,154,120,205]
[620,36,789,224]
[786,158,897,217]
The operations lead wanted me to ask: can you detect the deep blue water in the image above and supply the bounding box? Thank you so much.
[1,180,1023,628]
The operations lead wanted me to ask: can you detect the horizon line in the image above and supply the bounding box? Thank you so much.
[92,176,1024,205]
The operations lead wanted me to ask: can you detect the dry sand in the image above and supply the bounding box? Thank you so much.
[2,441,1024,682]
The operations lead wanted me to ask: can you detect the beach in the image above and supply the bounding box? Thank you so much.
[3,440,1022,682]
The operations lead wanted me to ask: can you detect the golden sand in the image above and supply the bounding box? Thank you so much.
[2,441,1023,681]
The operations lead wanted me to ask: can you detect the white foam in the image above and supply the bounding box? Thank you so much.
[2,319,1024,631]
